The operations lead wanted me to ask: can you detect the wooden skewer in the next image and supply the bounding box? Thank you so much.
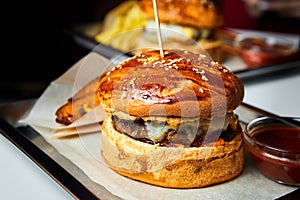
[152,0,164,57]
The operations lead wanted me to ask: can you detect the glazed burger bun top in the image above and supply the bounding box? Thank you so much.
[139,0,223,29]
[97,49,244,119]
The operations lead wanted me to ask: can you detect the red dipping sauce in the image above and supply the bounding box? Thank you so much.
[253,127,300,152]
[236,35,296,68]
[244,117,300,186]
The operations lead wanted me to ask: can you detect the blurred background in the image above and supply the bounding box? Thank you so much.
[2,0,299,104]
[2,0,123,104]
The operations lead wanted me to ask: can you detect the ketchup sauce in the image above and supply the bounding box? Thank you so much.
[245,127,300,186]
[253,127,300,152]
[238,38,295,68]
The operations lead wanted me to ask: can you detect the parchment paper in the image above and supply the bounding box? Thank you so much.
[20,52,111,137]
[19,52,297,200]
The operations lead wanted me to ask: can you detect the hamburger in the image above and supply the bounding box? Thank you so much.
[97,49,244,188]
[136,0,224,62]
[94,0,223,62]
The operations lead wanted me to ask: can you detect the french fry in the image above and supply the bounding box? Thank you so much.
[95,0,147,51]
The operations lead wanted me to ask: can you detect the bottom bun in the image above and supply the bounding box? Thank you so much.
[101,114,244,188]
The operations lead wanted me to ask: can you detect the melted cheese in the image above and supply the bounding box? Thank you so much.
[144,20,198,41]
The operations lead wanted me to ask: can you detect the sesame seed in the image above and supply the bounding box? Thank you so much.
[199,88,204,93]
[130,77,137,86]
[202,75,208,81]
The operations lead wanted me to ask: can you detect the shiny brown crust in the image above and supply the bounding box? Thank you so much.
[97,49,244,118]
[101,113,244,188]
[139,0,223,28]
